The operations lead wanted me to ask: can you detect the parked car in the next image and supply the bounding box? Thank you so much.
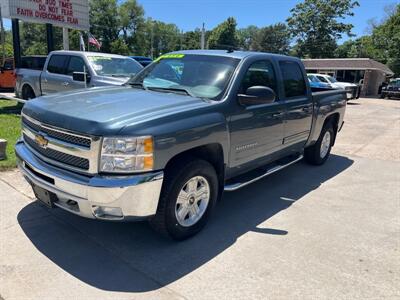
[16,50,347,240]
[0,56,46,90]
[381,79,400,99]
[307,74,333,89]
[309,73,359,100]
[130,56,153,67]
[15,51,143,100]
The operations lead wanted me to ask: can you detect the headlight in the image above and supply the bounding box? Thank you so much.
[100,136,154,173]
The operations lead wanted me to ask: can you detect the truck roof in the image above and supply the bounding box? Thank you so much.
[49,50,131,59]
[169,49,295,60]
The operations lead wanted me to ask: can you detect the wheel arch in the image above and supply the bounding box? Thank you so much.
[164,143,225,200]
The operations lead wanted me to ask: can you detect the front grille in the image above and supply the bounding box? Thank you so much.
[24,134,90,170]
[22,116,91,148]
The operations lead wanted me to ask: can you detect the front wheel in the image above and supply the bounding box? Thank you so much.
[304,124,334,165]
[150,158,219,240]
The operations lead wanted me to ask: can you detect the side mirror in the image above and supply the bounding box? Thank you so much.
[238,86,276,106]
[72,72,91,83]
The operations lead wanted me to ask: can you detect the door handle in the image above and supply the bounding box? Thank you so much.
[62,82,69,86]
[272,112,284,117]
[302,107,312,113]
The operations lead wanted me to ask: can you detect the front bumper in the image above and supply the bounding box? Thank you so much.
[15,141,163,221]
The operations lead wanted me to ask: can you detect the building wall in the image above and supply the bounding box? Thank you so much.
[361,70,386,96]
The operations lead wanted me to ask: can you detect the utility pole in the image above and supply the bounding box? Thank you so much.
[201,22,205,50]
[11,19,21,68]
[46,24,54,54]
[62,27,69,50]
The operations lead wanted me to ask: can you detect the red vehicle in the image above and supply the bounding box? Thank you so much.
[0,58,15,89]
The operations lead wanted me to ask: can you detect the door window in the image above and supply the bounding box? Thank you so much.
[317,75,329,83]
[47,55,68,74]
[66,56,86,76]
[239,60,277,95]
[3,59,14,70]
[279,61,307,98]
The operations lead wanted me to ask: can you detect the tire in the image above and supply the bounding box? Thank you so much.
[150,158,219,240]
[22,85,35,100]
[304,123,334,165]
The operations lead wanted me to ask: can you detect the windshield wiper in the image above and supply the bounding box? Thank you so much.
[128,82,148,90]
[146,87,196,97]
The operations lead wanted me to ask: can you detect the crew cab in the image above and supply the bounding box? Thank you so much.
[15,51,143,100]
[16,50,347,240]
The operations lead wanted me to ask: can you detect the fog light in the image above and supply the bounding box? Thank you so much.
[92,205,123,219]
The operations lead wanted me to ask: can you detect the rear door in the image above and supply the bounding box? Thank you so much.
[229,60,285,168]
[279,60,313,150]
[41,54,69,94]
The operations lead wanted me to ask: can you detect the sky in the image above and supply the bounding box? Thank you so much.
[3,0,400,43]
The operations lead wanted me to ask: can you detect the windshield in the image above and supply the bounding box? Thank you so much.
[389,80,400,87]
[88,56,142,77]
[328,76,337,83]
[307,75,319,82]
[129,54,240,100]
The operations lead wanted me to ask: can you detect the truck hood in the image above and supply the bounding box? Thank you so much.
[23,86,211,135]
[332,82,357,89]
[93,75,130,86]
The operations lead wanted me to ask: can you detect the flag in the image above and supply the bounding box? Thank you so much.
[79,33,86,51]
[88,33,101,50]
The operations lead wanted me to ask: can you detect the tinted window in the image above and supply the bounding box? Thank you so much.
[66,56,85,75]
[280,61,306,98]
[317,75,329,83]
[3,59,14,70]
[47,55,68,74]
[240,60,277,94]
[21,57,46,70]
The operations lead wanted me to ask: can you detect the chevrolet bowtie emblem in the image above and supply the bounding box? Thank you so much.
[35,134,49,148]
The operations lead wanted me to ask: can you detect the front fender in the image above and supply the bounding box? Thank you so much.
[120,112,229,170]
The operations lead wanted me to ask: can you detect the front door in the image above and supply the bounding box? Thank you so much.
[279,60,313,150]
[64,56,89,91]
[229,60,285,168]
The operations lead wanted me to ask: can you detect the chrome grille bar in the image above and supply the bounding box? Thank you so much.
[21,113,101,174]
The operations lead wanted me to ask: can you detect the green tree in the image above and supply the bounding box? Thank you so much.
[119,0,145,53]
[237,25,259,50]
[251,23,291,54]
[371,4,400,76]
[89,0,120,53]
[208,17,239,49]
[182,29,202,50]
[20,23,63,55]
[287,0,359,58]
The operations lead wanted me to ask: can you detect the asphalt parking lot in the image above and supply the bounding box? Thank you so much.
[0,98,399,300]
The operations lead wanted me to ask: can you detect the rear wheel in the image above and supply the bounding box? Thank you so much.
[150,158,219,240]
[304,123,334,165]
[22,85,35,100]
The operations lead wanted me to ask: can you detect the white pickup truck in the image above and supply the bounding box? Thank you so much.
[15,51,143,100]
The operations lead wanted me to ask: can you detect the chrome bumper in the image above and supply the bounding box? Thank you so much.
[15,141,163,221]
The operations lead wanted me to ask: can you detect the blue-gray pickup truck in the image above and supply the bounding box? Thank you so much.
[16,50,347,240]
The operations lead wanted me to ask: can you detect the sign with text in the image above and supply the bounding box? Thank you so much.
[1,0,89,30]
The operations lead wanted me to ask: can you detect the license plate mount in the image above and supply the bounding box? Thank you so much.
[32,184,57,208]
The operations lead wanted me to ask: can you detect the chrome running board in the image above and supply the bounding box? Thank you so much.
[224,155,303,192]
